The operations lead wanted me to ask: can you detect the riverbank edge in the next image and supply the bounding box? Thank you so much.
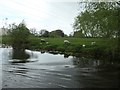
[1,37,120,61]
[29,45,120,62]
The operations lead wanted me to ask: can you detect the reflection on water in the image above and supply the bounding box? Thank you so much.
[72,57,117,68]
[1,48,120,88]
[12,49,30,60]
[72,57,119,88]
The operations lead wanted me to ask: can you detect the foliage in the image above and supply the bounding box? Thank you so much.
[8,21,30,50]
[73,2,119,38]
[39,29,49,37]
[73,30,85,38]
[29,28,38,36]
[2,34,119,60]
[49,29,64,38]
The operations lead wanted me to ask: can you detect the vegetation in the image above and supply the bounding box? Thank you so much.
[6,21,30,59]
[29,28,65,38]
[39,29,49,37]
[72,1,120,60]
[49,29,64,38]
[1,2,120,61]
[8,22,30,50]
[2,34,118,60]
[28,37,119,60]
[73,2,119,38]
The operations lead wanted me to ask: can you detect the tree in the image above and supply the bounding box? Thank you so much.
[73,2,120,60]
[73,30,85,38]
[29,28,38,36]
[49,29,64,38]
[39,29,49,37]
[73,2,119,38]
[8,21,30,59]
[116,1,120,60]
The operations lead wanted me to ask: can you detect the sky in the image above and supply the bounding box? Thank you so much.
[0,0,82,35]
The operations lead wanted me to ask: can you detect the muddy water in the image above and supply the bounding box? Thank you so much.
[1,48,119,88]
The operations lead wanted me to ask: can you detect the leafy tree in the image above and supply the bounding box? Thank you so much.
[73,2,119,38]
[73,2,120,60]
[73,30,85,38]
[49,29,64,38]
[64,34,68,37]
[8,21,30,59]
[39,29,49,37]
[9,22,30,50]
[29,28,39,36]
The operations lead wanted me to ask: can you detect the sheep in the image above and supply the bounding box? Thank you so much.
[91,41,96,45]
[46,42,49,44]
[64,40,70,44]
[40,43,42,45]
[82,44,85,47]
[41,39,46,43]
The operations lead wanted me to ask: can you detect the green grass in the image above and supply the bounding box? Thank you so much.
[2,35,119,60]
[2,35,116,49]
[29,37,116,47]
[2,35,117,48]
[28,37,119,60]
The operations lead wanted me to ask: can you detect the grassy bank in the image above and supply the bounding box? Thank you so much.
[2,35,119,60]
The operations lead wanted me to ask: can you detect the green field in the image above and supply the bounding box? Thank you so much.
[1,35,119,60]
[29,37,116,47]
[2,35,117,50]
[28,37,118,59]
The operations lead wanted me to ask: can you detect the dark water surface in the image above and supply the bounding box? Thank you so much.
[1,48,120,88]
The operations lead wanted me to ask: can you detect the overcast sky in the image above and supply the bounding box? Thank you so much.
[0,0,82,35]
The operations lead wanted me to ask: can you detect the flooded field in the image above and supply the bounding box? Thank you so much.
[1,48,119,88]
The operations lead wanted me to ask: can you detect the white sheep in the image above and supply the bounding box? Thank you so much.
[41,39,46,43]
[40,43,42,45]
[46,42,49,44]
[64,40,70,44]
[82,44,85,47]
[91,41,96,45]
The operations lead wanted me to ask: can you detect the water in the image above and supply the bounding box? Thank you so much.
[0,48,2,89]
[1,48,119,88]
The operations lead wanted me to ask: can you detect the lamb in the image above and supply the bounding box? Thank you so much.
[46,42,49,44]
[41,39,46,43]
[64,40,70,44]
[91,41,96,45]
[82,44,85,47]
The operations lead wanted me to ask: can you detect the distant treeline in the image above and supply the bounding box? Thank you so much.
[29,29,66,38]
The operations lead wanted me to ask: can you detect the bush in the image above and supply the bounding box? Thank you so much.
[44,45,58,51]
[56,46,65,52]
[73,45,82,53]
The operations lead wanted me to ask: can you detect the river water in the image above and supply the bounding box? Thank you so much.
[0,48,119,88]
